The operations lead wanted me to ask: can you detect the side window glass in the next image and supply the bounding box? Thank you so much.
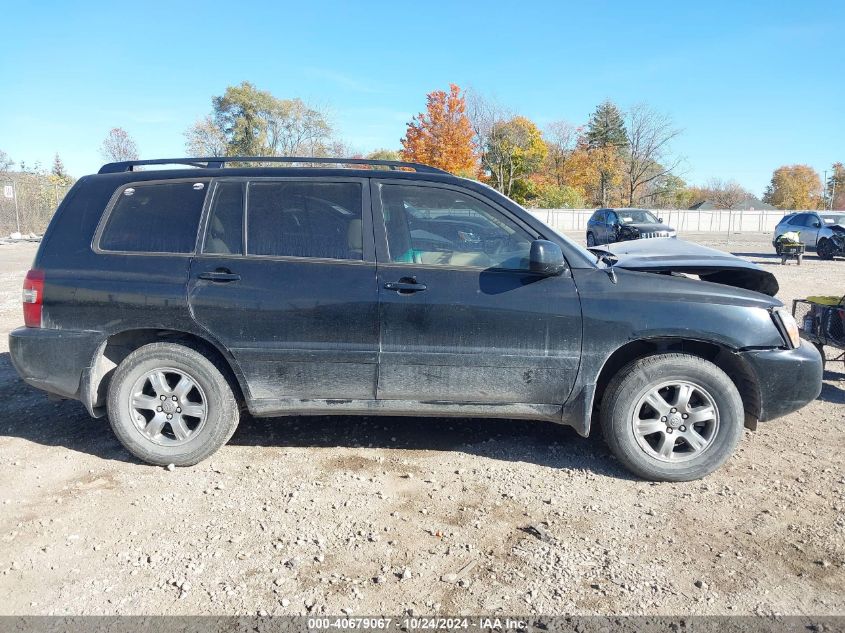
[607,212,618,224]
[594,211,605,223]
[203,182,244,255]
[100,181,208,253]
[246,181,363,260]
[380,184,533,270]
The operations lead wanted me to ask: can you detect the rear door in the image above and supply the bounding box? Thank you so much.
[372,180,582,405]
[187,177,379,405]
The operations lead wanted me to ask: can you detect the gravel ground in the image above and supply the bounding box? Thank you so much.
[0,234,842,616]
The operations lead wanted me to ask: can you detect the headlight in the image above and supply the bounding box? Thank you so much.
[772,307,800,349]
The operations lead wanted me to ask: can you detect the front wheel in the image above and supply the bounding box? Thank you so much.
[817,238,835,260]
[107,342,240,466]
[600,353,745,481]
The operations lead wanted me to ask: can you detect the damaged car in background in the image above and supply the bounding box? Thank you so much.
[773,211,845,260]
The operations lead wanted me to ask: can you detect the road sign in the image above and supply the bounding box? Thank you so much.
[3,185,12,199]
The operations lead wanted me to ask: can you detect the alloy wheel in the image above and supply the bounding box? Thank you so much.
[631,380,720,462]
[129,367,208,446]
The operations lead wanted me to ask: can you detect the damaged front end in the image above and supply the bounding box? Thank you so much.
[589,238,779,296]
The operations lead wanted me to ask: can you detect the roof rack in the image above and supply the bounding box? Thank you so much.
[97,156,449,175]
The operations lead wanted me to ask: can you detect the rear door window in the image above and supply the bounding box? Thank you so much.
[99,180,209,253]
[246,181,363,260]
[203,181,244,255]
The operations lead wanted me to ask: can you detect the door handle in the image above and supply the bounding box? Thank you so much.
[198,269,241,282]
[384,277,427,294]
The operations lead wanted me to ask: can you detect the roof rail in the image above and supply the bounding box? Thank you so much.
[97,156,449,175]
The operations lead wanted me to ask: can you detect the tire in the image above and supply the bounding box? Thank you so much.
[586,232,596,247]
[107,342,240,466]
[600,353,745,481]
[817,238,835,260]
[774,242,783,255]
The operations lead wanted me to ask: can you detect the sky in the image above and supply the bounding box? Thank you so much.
[1,0,843,196]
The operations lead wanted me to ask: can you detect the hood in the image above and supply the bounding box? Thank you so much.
[590,237,779,297]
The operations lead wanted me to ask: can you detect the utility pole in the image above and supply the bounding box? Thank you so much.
[824,170,829,210]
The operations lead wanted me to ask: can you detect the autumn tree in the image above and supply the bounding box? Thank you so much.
[186,81,335,158]
[100,128,139,162]
[763,165,823,209]
[482,116,547,201]
[400,84,476,175]
[586,101,628,206]
[826,162,845,210]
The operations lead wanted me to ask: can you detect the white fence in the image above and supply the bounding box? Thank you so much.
[528,208,793,234]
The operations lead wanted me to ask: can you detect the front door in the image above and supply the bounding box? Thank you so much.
[373,180,582,405]
[188,177,378,406]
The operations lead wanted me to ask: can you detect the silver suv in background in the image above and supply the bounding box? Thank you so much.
[773,212,845,258]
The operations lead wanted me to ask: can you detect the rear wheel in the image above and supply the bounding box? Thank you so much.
[817,238,835,260]
[600,353,745,481]
[107,342,240,466]
[586,232,596,247]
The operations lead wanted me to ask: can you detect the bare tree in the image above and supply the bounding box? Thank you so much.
[100,128,139,162]
[184,116,228,157]
[0,149,13,173]
[704,178,752,209]
[623,104,683,206]
[544,120,578,187]
[263,98,333,157]
[465,89,515,191]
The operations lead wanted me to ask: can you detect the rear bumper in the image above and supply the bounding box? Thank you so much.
[8,327,103,401]
[740,340,823,421]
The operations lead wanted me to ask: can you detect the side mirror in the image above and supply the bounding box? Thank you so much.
[529,240,566,276]
[658,217,664,223]
[813,221,821,228]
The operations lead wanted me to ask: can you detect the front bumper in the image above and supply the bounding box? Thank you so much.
[740,340,823,421]
[9,327,104,401]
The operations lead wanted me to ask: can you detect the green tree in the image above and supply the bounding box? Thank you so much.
[586,100,628,149]
[366,149,401,161]
[189,81,335,158]
[530,183,586,208]
[585,101,628,205]
[483,116,547,200]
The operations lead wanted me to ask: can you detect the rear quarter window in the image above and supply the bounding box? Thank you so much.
[98,180,209,253]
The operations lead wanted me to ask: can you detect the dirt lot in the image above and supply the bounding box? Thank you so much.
[0,234,842,616]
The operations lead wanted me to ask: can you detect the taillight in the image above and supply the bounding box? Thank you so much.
[22,269,44,328]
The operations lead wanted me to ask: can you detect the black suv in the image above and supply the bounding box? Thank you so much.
[10,157,822,481]
[586,208,676,246]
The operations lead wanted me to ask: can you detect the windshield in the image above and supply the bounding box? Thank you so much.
[821,214,845,225]
[617,210,659,224]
